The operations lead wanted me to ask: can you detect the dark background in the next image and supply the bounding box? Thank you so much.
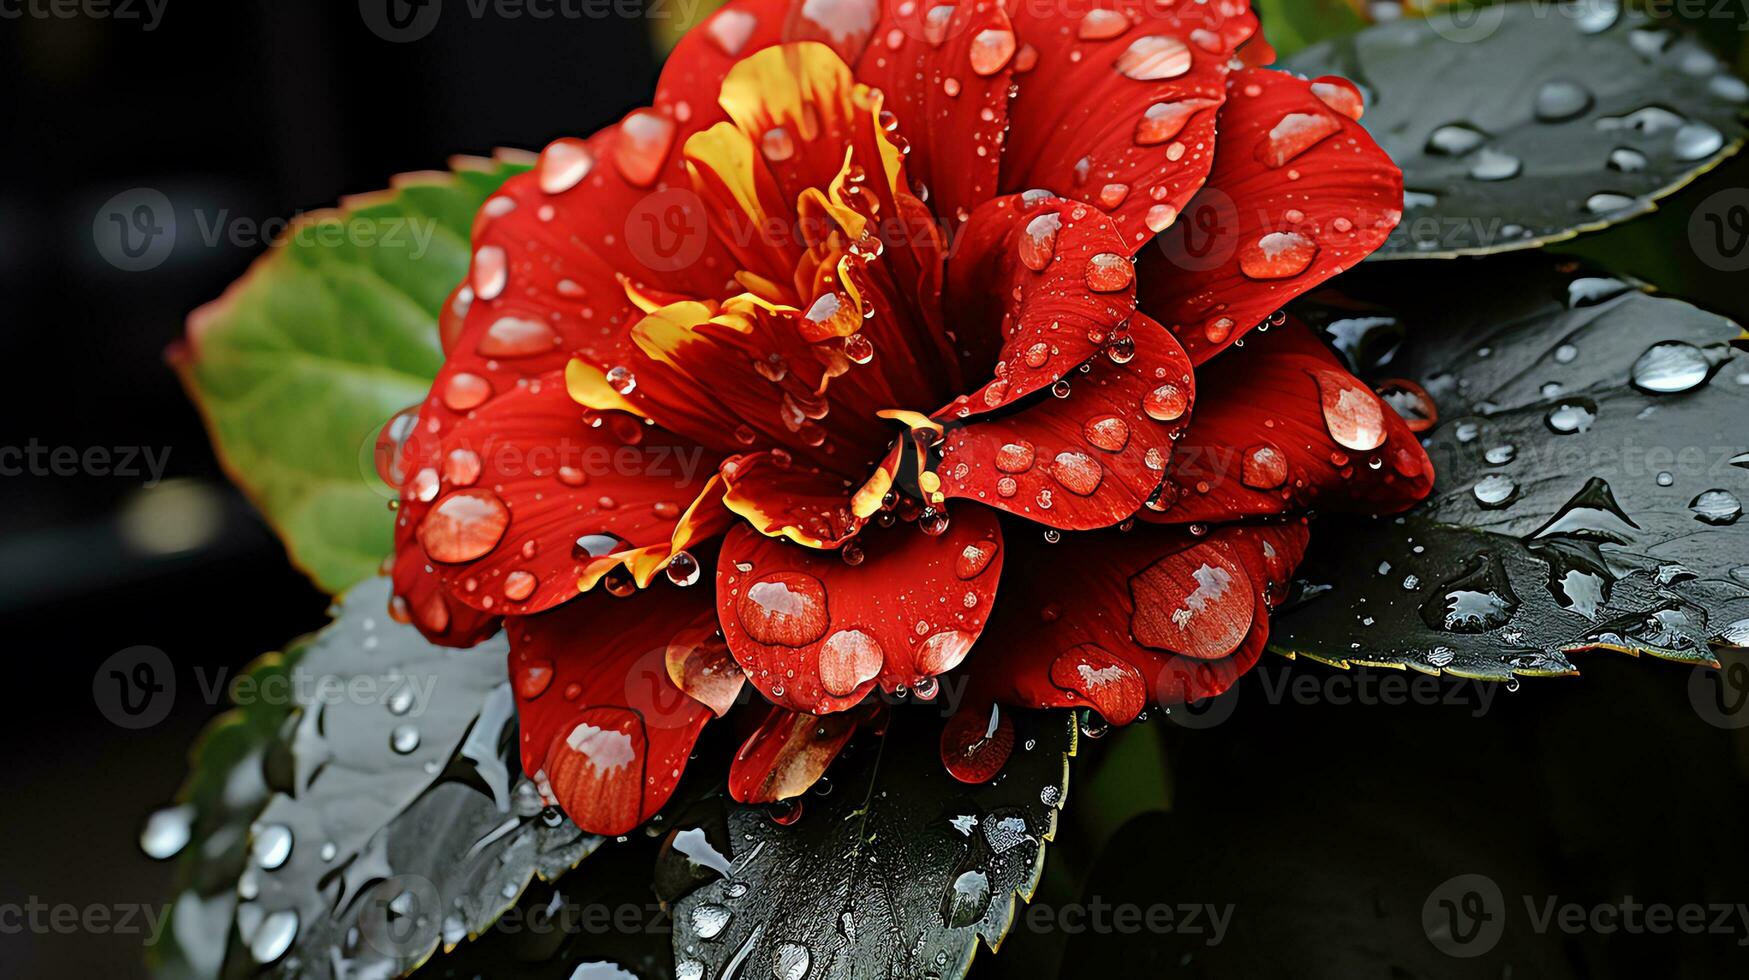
[2,2,1748,978]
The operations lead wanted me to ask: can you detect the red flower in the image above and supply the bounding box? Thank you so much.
[383,0,1430,835]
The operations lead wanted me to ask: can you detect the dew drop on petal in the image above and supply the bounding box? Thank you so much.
[1240,444,1287,489]
[1051,451,1104,496]
[419,490,510,563]
[737,573,830,647]
[1116,35,1193,81]
[479,316,559,358]
[1078,8,1129,40]
[917,629,977,676]
[614,109,676,188]
[442,372,493,411]
[1256,111,1342,167]
[1084,415,1131,452]
[818,629,884,696]
[1017,212,1060,271]
[1143,383,1189,422]
[1238,231,1317,280]
[471,245,507,300]
[968,27,1016,76]
[1085,253,1133,292]
[538,138,594,194]
[956,538,999,579]
[1312,370,1387,452]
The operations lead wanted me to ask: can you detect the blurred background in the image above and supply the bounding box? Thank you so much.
[2,1,1748,978]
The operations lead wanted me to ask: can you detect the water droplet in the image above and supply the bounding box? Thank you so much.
[1608,147,1647,172]
[956,539,999,579]
[1473,473,1518,508]
[995,440,1036,472]
[1238,232,1317,280]
[391,724,421,755]
[1116,35,1192,81]
[1484,444,1517,465]
[479,315,559,357]
[1051,451,1104,495]
[1468,147,1522,181]
[1084,415,1131,452]
[943,869,992,927]
[1631,341,1714,393]
[760,126,796,162]
[538,138,594,194]
[968,27,1016,76]
[738,573,829,646]
[442,372,493,411]
[1017,212,1060,271]
[1313,370,1387,451]
[1419,553,1519,633]
[1085,253,1133,292]
[1690,489,1742,526]
[1143,383,1189,422]
[819,630,884,696]
[419,490,510,563]
[691,902,732,940]
[1241,445,1287,489]
[1586,192,1635,215]
[1426,123,1486,156]
[1674,121,1725,161]
[140,805,194,860]
[665,550,701,587]
[1078,8,1129,40]
[1544,399,1598,434]
[249,910,299,964]
[1534,79,1593,121]
[772,942,811,980]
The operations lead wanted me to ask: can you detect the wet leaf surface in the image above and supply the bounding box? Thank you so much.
[171,155,529,594]
[151,578,599,979]
[1274,256,1749,676]
[1284,2,1747,258]
[654,709,1076,980]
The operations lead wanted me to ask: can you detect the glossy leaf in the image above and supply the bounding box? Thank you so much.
[149,578,598,980]
[1285,2,1748,258]
[171,154,530,594]
[1273,257,1749,677]
[660,709,1075,980]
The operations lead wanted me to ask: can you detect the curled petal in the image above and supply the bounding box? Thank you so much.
[930,314,1193,530]
[963,522,1309,723]
[1144,320,1433,523]
[511,586,719,836]
[729,701,882,803]
[1139,67,1402,365]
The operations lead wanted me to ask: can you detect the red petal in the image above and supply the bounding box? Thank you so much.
[856,3,1016,228]
[1001,0,1256,252]
[729,701,881,803]
[1143,320,1434,523]
[931,313,1193,530]
[399,372,727,616]
[719,450,871,549]
[1138,67,1402,365]
[964,522,1308,722]
[943,194,1139,419]
[512,586,718,836]
[715,505,1004,713]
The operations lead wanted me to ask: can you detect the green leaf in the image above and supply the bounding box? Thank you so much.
[656,709,1076,980]
[1254,0,1368,59]
[1272,256,1749,677]
[150,577,598,980]
[172,154,532,594]
[1284,2,1748,258]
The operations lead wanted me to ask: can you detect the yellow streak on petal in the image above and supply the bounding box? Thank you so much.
[565,358,645,417]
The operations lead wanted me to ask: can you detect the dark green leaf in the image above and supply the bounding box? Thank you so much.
[1284,2,1748,258]
[658,710,1075,980]
[1253,0,1368,59]
[172,154,531,594]
[151,577,599,980]
[1273,256,1749,676]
